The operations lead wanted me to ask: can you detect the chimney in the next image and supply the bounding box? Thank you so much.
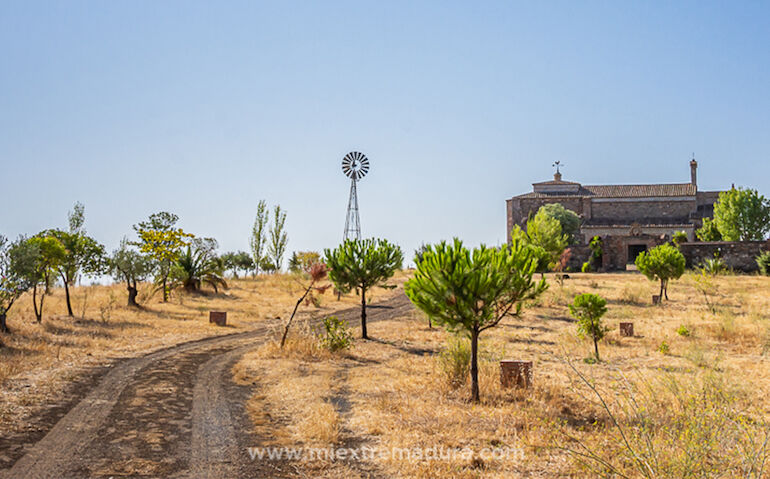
[690,157,697,188]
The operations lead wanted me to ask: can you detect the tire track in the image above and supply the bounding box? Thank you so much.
[2,293,412,479]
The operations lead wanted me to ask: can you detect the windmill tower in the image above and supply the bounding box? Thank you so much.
[341,151,370,241]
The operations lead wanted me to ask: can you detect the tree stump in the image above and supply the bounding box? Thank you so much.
[500,360,532,389]
[652,295,661,305]
[619,322,634,337]
[209,311,227,326]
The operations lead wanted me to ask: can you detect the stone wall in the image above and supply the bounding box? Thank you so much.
[589,198,695,222]
[678,241,770,272]
[563,244,592,271]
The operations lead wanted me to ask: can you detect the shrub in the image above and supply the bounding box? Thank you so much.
[318,315,353,352]
[658,341,670,355]
[677,325,691,337]
[581,262,591,273]
[569,293,609,362]
[699,255,728,276]
[757,251,770,276]
[437,335,471,388]
[672,230,688,246]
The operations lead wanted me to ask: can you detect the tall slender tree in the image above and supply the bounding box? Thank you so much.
[250,200,269,274]
[267,205,288,272]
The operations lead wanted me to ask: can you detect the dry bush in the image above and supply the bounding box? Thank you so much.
[619,283,646,305]
[558,364,770,478]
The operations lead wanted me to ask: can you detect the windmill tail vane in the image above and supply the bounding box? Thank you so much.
[341,151,369,241]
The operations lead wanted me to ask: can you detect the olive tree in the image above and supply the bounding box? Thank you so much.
[324,238,403,339]
[405,238,547,402]
[0,236,37,334]
[14,235,66,322]
[109,239,154,307]
[569,293,609,362]
[46,228,106,316]
[635,243,686,301]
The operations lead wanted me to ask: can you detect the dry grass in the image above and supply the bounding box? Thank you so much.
[0,271,409,437]
[234,272,770,478]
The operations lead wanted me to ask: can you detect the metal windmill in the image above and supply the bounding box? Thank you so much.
[341,151,370,241]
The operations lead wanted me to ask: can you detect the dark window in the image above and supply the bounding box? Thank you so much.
[627,244,647,264]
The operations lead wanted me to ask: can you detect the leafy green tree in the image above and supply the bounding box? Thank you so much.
[109,239,154,307]
[538,203,581,244]
[713,187,770,241]
[134,212,192,302]
[696,217,722,242]
[1,236,37,334]
[46,229,107,316]
[325,239,403,340]
[513,209,568,272]
[635,243,686,301]
[221,251,254,278]
[169,238,227,293]
[15,235,67,322]
[569,293,609,362]
[404,238,547,402]
[288,251,321,273]
[68,201,85,234]
[267,205,288,272]
[250,200,269,274]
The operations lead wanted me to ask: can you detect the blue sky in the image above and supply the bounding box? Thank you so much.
[1,1,769,266]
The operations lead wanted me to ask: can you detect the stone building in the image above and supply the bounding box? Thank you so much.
[506,160,725,269]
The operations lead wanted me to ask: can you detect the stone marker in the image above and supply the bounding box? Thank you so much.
[500,360,532,389]
[619,322,634,337]
[652,295,661,305]
[209,311,227,326]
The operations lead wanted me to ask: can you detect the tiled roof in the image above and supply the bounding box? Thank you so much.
[514,183,696,199]
[532,179,581,186]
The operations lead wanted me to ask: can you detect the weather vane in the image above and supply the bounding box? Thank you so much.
[552,161,562,175]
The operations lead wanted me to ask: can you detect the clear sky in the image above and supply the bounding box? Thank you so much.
[2,1,769,267]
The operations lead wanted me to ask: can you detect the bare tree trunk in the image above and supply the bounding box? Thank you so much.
[162,275,169,302]
[593,334,600,361]
[360,287,368,339]
[470,328,480,403]
[0,312,9,334]
[62,273,74,317]
[280,285,312,348]
[659,279,665,300]
[33,284,43,323]
[127,282,139,307]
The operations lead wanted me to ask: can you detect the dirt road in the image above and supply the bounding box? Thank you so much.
[1,293,413,479]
